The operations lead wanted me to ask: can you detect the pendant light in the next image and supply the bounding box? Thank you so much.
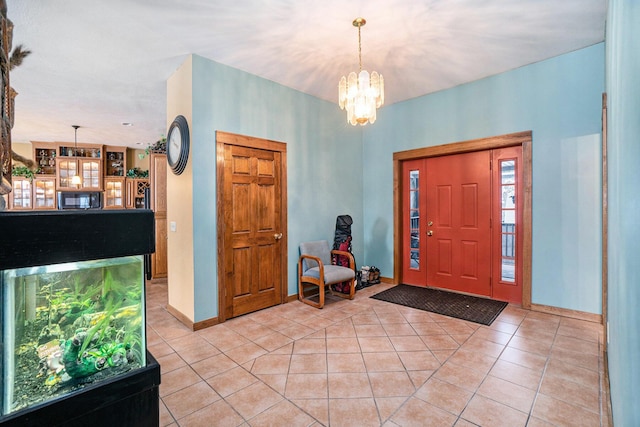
[71,125,82,186]
[338,17,384,126]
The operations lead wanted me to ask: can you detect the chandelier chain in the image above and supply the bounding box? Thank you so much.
[358,25,362,72]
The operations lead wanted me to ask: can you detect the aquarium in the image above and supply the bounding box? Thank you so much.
[1,255,146,416]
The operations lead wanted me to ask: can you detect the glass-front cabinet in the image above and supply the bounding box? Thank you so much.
[103,146,127,209]
[33,177,56,210]
[7,178,31,210]
[80,159,102,189]
[56,158,78,189]
[57,158,102,190]
[104,177,125,209]
[56,144,103,191]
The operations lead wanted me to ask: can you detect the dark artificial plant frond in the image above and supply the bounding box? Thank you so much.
[9,44,31,70]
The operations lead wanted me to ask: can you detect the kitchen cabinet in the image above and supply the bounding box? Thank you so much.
[56,158,102,190]
[56,158,78,189]
[149,153,167,278]
[105,146,126,177]
[7,143,160,212]
[125,178,149,209]
[32,141,57,176]
[79,159,102,189]
[31,142,58,209]
[103,146,127,209]
[56,143,102,190]
[7,177,31,210]
[104,177,125,209]
[33,177,56,209]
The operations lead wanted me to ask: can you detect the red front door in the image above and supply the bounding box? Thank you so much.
[402,147,523,303]
[425,151,492,296]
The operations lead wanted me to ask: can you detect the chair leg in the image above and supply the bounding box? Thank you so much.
[298,281,307,304]
[299,263,325,308]
[298,282,325,309]
[318,285,325,308]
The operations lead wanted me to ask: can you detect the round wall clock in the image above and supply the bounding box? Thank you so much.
[166,115,190,175]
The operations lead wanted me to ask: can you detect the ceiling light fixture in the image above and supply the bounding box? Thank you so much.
[338,17,384,126]
[71,125,82,186]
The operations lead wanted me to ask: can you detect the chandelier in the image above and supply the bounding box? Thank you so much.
[338,17,384,126]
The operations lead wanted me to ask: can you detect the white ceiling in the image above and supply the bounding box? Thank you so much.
[7,0,607,148]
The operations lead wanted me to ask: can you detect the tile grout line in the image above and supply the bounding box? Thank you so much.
[149,284,605,426]
[436,312,526,425]
[521,312,561,426]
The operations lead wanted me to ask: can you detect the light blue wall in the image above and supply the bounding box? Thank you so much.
[188,55,363,321]
[363,43,605,314]
[606,0,640,425]
[179,15,636,420]
[185,44,606,319]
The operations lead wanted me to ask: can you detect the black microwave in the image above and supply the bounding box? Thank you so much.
[57,191,102,210]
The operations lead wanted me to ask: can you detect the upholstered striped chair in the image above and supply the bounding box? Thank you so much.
[298,240,356,308]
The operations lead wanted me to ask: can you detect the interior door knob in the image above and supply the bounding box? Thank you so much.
[427,230,433,236]
[274,233,283,240]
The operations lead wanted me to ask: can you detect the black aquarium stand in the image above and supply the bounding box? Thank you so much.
[0,351,160,427]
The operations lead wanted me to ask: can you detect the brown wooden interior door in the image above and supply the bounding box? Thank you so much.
[426,150,492,296]
[223,144,283,318]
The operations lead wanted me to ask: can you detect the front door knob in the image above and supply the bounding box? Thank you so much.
[427,230,433,237]
[274,233,283,240]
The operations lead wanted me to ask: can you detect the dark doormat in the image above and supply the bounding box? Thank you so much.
[371,284,508,326]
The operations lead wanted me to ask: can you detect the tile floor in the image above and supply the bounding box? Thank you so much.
[146,281,611,427]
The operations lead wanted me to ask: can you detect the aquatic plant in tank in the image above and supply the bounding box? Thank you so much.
[1,255,146,415]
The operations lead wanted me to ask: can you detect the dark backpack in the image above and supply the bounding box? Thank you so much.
[331,215,356,293]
